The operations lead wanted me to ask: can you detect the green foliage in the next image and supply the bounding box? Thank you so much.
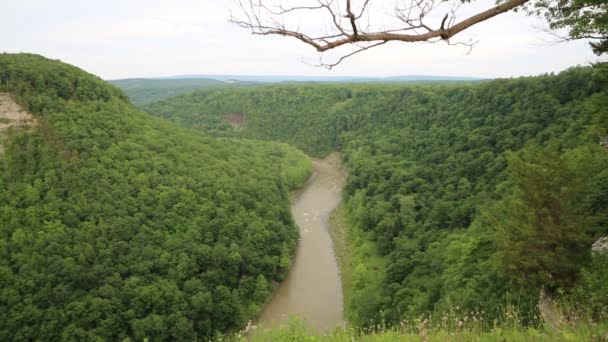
[0,53,311,340]
[490,143,608,292]
[3,51,607,339]
[147,65,608,328]
[0,53,127,110]
[533,0,608,55]
[567,253,608,321]
[143,85,353,156]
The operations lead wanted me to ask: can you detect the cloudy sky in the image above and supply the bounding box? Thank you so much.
[1,0,600,79]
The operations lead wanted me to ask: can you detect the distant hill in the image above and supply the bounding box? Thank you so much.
[109,78,259,105]
[156,74,487,83]
[111,75,486,106]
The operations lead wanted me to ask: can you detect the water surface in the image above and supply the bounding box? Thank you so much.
[256,152,345,333]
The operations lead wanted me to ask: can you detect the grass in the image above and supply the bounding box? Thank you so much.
[0,118,12,124]
[228,315,608,341]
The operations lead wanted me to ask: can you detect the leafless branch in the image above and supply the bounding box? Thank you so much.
[319,40,389,69]
[231,0,531,67]
[447,38,479,55]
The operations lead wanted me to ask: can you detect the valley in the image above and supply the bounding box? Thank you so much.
[2,0,608,339]
[0,53,606,341]
[142,65,608,335]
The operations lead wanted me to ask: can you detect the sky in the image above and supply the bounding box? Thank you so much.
[1,0,601,79]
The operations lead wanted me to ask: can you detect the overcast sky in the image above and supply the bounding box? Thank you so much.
[1,0,600,79]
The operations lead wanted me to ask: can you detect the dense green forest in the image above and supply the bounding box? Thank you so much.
[109,78,259,105]
[2,52,607,340]
[0,53,311,340]
[145,66,608,327]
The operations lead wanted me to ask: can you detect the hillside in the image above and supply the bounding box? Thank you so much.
[109,78,259,105]
[150,74,485,83]
[145,66,608,328]
[0,53,311,340]
[109,75,483,107]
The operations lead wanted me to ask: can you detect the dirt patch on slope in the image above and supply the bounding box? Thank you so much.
[0,93,37,155]
[222,112,244,129]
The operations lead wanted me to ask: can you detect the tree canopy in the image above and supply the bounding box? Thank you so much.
[535,0,608,55]
[145,64,608,326]
[0,53,311,340]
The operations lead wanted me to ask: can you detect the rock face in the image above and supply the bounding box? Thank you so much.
[538,287,563,331]
[0,93,36,155]
[592,237,608,255]
[538,238,608,330]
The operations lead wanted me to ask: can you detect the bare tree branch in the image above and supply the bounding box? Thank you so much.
[320,40,389,69]
[345,0,359,37]
[231,0,531,67]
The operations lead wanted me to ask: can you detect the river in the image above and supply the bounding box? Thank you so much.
[255,152,346,333]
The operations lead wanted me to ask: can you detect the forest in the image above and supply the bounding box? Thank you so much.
[1,52,607,340]
[144,65,608,328]
[0,53,311,340]
[109,78,259,106]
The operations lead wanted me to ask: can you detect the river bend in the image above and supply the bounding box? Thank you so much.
[256,153,345,332]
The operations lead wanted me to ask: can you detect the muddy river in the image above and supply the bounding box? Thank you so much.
[256,152,345,333]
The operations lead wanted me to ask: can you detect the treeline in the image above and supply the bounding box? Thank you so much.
[109,78,260,105]
[0,53,311,340]
[145,65,608,327]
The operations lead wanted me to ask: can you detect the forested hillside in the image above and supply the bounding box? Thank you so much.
[0,53,311,340]
[109,78,258,105]
[144,85,351,155]
[145,66,608,327]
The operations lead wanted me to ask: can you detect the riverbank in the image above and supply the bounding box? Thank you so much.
[328,200,387,326]
[328,204,353,320]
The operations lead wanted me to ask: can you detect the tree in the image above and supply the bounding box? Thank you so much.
[231,0,607,68]
[491,144,607,293]
[535,0,608,55]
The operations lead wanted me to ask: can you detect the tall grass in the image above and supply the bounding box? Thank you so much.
[225,308,608,342]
